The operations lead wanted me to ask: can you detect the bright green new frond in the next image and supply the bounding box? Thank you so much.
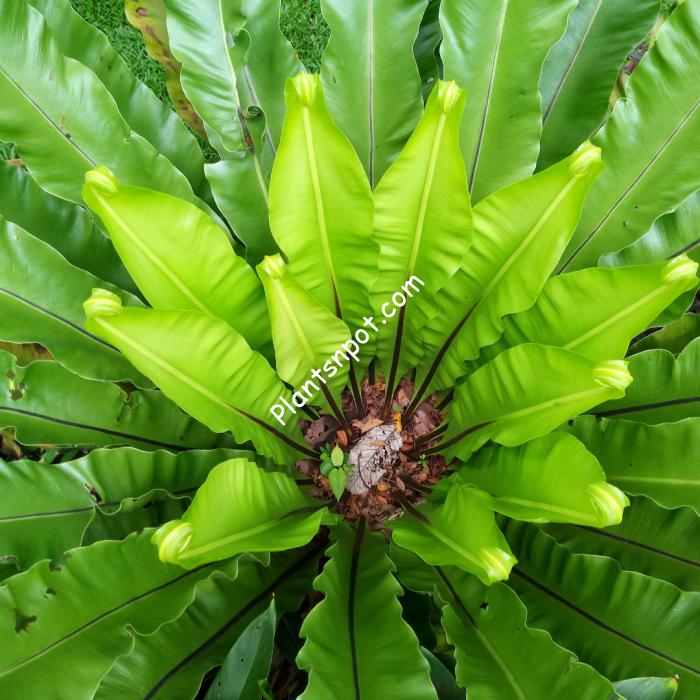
[390,484,516,585]
[153,458,325,568]
[459,433,629,527]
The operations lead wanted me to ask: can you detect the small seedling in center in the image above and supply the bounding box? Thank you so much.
[319,443,355,498]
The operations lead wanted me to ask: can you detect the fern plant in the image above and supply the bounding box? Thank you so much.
[1,0,700,698]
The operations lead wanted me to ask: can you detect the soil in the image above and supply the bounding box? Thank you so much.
[295,376,448,533]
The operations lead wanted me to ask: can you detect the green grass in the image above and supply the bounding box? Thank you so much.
[0,0,329,163]
[281,0,330,73]
[69,0,171,103]
[0,143,16,162]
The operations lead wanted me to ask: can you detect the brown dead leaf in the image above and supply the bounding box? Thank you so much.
[304,416,341,448]
[399,379,414,401]
[377,484,389,492]
[293,459,314,476]
[413,468,429,483]
[336,430,348,446]
[347,425,402,494]
[419,401,441,418]
[399,453,408,463]
[430,456,447,477]
[426,476,440,485]
[376,495,387,505]
[361,418,383,433]
[395,477,405,491]
[412,409,436,437]
[398,389,404,400]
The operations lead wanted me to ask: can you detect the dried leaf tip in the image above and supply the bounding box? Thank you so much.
[258,253,287,280]
[591,360,632,391]
[152,520,195,565]
[84,165,119,197]
[292,71,319,108]
[569,141,602,178]
[662,255,698,284]
[83,288,123,319]
[436,79,464,115]
[587,482,629,526]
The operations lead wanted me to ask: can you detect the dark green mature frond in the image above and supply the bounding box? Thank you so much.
[1,0,699,697]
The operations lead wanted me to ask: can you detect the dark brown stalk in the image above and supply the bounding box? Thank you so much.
[348,364,365,414]
[404,305,477,421]
[321,383,352,436]
[381,307,406,418]
[414,422,448,449]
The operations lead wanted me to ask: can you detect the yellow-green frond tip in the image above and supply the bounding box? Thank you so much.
[479,546,517,584]
[83,288,123,319]
[662,255,699,285]
[436,80,465,115]
[291,71,319,108]
[569,141,602,178]
[591,360,632,391]
[258,253,287,280]
[587,482,629,526]
[152,520,195,565]
[85,165,119,197]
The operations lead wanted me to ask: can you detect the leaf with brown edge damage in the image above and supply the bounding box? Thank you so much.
[125,0,207,139]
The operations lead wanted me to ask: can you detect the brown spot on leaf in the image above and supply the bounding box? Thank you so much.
[136,7,149,16]
[6,370,23,401]
[85,484,102,504]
